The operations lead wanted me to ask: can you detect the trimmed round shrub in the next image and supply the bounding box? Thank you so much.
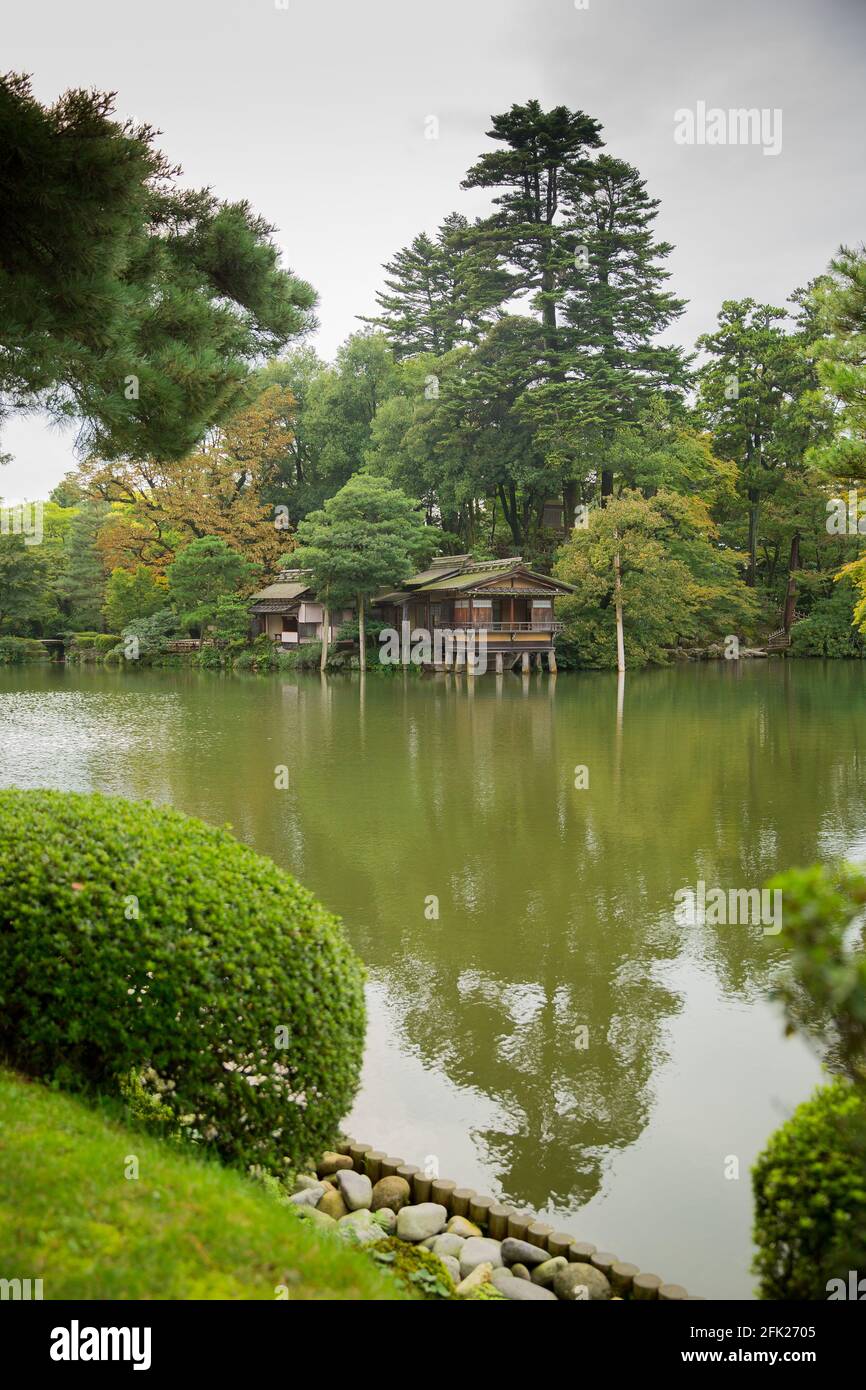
[752,1078,866,1299]
[0,788,366,1176]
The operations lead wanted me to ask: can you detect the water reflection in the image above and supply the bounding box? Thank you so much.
[0,661,859,1293]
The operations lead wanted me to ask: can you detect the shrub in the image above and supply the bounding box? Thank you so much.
[211,596,250,647]
[196,646,223,670]
[68,632,120,661]
[767,863,866,1082]
[0,789,366,1176]
[791,582,864,658]
[0,636,45,664]
[118,607,180,660]
[752,1078,866,1299]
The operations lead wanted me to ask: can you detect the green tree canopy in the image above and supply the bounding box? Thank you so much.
[103,565,167,632]
[292,474,435,666]
[0,73,316,463]
[167,536,256,632]
[554,489,756,667]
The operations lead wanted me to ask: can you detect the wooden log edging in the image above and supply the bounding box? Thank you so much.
[328,1138,699,1301]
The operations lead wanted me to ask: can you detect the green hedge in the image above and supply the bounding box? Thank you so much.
[0,789,366,1176]
[753,1078,866,1299]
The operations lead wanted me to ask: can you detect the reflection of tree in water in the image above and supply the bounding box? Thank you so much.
[125,662,866,1211]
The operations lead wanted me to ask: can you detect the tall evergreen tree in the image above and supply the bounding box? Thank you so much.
[58,502,110,630]
[362,213,507,357]
[458,102,687,516]
[697,299,828,588]
[555,156,690,501]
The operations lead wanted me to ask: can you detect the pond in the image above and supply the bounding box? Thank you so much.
[2,659,862,1297]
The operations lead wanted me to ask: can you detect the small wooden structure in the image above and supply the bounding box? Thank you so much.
[372,556,574,672]
[248,569,352,647]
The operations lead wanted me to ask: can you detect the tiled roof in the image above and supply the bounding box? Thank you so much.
[249,581,310,603]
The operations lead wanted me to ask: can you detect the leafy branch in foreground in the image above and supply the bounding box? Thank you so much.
[767,863,866,1083]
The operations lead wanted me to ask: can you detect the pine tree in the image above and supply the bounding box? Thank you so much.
[58,502,110,630]
[556,156,690,500]
[0,74,316,463]
[363,213,506,357]
[457,102,687,516]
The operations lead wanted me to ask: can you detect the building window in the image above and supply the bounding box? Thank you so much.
[471,598,492,628]
[531,599,552,627]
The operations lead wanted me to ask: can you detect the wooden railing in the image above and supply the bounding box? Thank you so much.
[461,621,564,634]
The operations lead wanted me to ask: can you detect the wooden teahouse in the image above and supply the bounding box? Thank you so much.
[248,569,352,647]
[372,555,574,672]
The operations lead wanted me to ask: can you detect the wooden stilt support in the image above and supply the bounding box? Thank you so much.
[548,649,557,673]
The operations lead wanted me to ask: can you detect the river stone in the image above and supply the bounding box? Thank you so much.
[317,1189,348,1220]
[371,1176,411,1214]
[553,1262,612,1301]
[288,1183,327,1208]
[532,1256,569,1287]
[336,1169,373,1212]
[396,1202,448,1242]
[459,1236,504,1278]
[455,1262,494,1296]
[294,1206,337,1231]
[441,1255,461,1285]
[445,1216,482,1238]
[491,1269,557,1301]
[432,1233,466,1260]
[501,1237,549,1267]
[511,1263,531,1281]
[318,1151,354,1177]
[372,1208,396,1235]
[337,1209,382,1245]
[292,1174,322,1193]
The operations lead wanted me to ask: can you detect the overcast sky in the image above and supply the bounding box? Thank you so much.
[3,0,865,498]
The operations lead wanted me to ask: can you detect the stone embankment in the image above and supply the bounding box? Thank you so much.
[288,1140,698,1301]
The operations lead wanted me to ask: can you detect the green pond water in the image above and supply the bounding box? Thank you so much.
[2,659,863,1297]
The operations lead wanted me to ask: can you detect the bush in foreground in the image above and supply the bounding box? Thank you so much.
[0,788,366,1176]
[752,1078,866,1299]
[0,1069,404,1300]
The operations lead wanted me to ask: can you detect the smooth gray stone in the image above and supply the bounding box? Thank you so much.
[432,1233,467,1260]
[396,1202,448,1242]
[492,1269,557,1300]
[532,1256,569,1287]
[459,1236,504,1277]
[337,1209,384,1245]
[440,1255,461,1285]
[336,1168,373,1211]
[292,1173,322,1193]
[288,1183,326,1207]
[501,1237,550,1267]
[553,1262,612,1301]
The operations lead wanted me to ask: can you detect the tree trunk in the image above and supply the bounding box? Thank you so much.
[601,469,614,505]
[320,600,330,672]
[357,593,366,670]
[783,532,800,633]
[747,494,760,587]
[563,479,578,529]
[613,539,625,673]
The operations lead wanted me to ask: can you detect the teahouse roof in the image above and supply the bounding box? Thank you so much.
[375,556,575,601]
[249,581,312,604]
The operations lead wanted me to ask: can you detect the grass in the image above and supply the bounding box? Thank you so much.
[0,1069,408,1300]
